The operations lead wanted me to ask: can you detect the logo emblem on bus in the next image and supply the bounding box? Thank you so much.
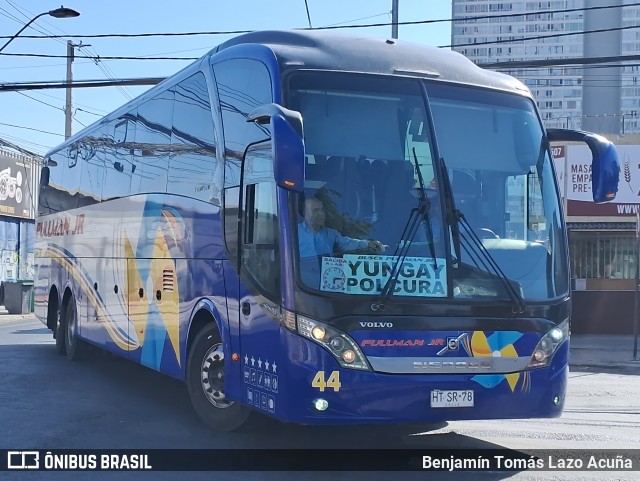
[359,321,394,328]
[436,333,468,356]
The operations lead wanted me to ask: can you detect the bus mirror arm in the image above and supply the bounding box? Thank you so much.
[247,103,303,138]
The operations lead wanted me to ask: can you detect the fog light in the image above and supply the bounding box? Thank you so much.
[311,326,326,340]
[314,398,329,411]
[342,349,356,363]
[552,395,561,406]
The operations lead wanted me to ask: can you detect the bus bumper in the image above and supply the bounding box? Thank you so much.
[267,331,568,425]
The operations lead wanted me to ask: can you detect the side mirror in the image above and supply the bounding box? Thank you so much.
[247,103,305,193]
[41,166,50,187]
[271,115,305,192]
[546,129,620,203]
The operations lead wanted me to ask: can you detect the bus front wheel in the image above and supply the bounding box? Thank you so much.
[187,324,252,432]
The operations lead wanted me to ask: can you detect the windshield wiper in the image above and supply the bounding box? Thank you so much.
[413,148,438,265]
[375,148,437,306]
[439,156,526,315]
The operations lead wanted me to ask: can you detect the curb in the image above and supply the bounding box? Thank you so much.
[569,360,640,371]
[0,314,38,323]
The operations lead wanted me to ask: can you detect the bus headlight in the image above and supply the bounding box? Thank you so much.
[297,315,371,371]
[527,320,569,369]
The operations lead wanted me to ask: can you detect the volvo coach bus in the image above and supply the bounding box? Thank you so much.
[35,30,619,431]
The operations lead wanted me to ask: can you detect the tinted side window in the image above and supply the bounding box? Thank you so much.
[39,149,74,214]
[170,73,217,202]
[213,59,272,189]
[135,89,174,194]
[213,59,273,257]
[117,113,138,195]
[103,120,132,201]
[78,129,104,206]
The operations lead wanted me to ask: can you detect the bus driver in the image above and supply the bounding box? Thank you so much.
[298,197,385,257]
[298,197,386,288]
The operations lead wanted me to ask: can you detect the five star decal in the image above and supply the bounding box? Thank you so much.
[243,352,279,414]
[244,354,277,372]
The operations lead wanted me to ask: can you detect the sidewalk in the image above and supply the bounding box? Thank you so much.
[1,310,639,372]
[0,312,37,323]
[569,334,640,373]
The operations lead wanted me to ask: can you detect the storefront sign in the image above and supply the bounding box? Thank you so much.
[0,152,36,220]
[556,144,640,217]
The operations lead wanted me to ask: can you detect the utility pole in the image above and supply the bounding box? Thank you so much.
[391,0,399,39]
[65,40,83,139]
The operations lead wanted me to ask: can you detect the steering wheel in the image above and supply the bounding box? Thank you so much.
[476,227,499,239]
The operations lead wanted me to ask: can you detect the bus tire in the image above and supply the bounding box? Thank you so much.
[187,324,252,432]
[63,297,85,361]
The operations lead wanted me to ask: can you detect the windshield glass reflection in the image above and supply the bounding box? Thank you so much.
[286,72,567,302]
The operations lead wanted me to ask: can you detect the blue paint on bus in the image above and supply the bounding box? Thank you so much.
[35,30,617,431]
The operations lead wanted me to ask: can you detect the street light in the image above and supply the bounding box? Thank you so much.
[0,6,80,54]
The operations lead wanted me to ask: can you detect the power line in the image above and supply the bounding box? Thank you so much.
[78,44,133,100]
[6,57,640,94]
[3,0,68,47]
[15,91,63,111]
[478,54,640,69]
[0,6,60,44]
[0,136,42,158]
[0,52,198,60]
[0,121,62,136]
[1,2,639,40]
[2,25,640,64]
[0,131,50,153]
[324,12,389,28]
[0,78,164,91]
[76,107,103,117]
[9,88,109,115]
[0,33,635,64]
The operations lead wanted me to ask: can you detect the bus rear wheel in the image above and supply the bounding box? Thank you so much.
[187,324,251,432]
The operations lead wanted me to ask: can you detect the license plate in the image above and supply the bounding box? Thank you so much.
[430,389,474,408]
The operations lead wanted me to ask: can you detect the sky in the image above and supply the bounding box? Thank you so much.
[0,0,452,156]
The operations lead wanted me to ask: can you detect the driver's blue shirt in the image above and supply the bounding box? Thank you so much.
[298,221,368,258]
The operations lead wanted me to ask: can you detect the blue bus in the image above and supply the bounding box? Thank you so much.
[35,30,619,431]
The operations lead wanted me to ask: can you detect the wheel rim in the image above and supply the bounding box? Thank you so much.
[200,343,233,408]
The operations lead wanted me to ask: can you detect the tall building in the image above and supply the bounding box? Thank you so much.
[451,0,640,135]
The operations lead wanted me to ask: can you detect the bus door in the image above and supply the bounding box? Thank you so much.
[235,142,283,414]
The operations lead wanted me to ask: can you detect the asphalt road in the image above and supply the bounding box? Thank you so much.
[1,317,638,481]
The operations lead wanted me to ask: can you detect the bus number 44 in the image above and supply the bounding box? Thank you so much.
[312,371,341,392]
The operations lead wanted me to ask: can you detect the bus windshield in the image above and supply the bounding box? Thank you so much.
[286,72,568,302]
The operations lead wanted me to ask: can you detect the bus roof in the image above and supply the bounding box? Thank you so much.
[215,30,529,95]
